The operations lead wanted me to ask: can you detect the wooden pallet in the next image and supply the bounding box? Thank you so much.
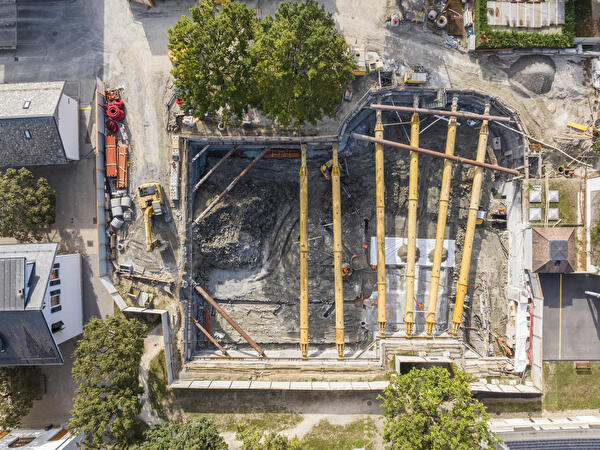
[117,144,129,188]
[105,135,117,178]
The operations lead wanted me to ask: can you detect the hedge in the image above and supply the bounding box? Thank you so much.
[475,0,575,49]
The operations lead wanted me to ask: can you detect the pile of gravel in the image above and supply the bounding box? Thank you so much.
[509,55,556,94]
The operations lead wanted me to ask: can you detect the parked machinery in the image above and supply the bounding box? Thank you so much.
[137,183,167,252]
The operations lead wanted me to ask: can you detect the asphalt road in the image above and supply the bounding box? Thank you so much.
[541,273,600,360]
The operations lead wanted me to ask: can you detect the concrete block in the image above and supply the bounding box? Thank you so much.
[486,384,503,393]
[189,380,211,389]
[209,380,232,389]
[290,382,311,390]
[351,382,370,390]
[498,384,519,393]
[270,382,291,390]
[231,381,251,389]
[515,384,540,394]
[368,381,389,390]
[311,382,330,390]
[329,382,353,390]
[250,381,271,389]
[169,380,192,389]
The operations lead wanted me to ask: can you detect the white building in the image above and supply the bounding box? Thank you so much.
[0,427,80,449]
[0,243,83,366]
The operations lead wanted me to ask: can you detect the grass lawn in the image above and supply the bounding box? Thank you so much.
[301,418,377,450]
[528,178,580,226]
[148,350,169,419]
[543,361,600,410]
[188,412,303,434]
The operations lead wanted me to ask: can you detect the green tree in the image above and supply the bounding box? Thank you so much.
[134,418,227,450]
[0,367,41,432]
[379,367,499,449]
[0,167,55,242]
[168,0,257,124]
[252,0,356,126]
[67,317,147,448]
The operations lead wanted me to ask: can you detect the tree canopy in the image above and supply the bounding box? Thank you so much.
[168,0,257,123]
[252,0,355,126]
[0,167,55,242]
[0,367,41,432]
[379,367,499,449]
[67,316,147,448]
[134,418,227,450]
[167,0,355,126]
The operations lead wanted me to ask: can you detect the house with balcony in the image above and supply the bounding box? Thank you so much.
[0,243,83,366]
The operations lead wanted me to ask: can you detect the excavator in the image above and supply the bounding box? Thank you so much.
[137,183,168,252]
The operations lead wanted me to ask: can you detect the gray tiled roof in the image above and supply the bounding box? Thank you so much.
[0,0,16,51]
[0,311,62,366]
[0,81,68,167]
[0,243,57,311]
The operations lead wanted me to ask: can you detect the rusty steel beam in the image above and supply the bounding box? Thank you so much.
[370,104,513,123]
[350,133,519,176]
[191,317,230,358]
[194,148,270,225]
[193,147,236,192]
[194,284,267,358]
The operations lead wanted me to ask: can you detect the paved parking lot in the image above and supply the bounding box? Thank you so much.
[541,273,600,360]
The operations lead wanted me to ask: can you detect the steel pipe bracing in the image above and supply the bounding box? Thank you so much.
[194,284,267,358]
[405,111,420,337]
[375,110,387,338]
[370,104,513,123]
[299,144,309,359]
[350,133,519,176]
[452,104,491,337]
[331,143,345,359]
[426,97,458,336]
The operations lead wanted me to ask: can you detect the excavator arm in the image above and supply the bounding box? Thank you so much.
[144,206,159,252]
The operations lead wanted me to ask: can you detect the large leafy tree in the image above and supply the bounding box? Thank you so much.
[67,317,147,448]
[0,367,41,432]
[379,367,499,449]
[252,0,356,126]
[0,167,55,242]
[167,0,257,123]
[133,418,227,450]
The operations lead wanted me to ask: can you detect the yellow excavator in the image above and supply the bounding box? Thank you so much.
[137,183,167,252]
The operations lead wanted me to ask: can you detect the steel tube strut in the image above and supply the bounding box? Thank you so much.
[452,104,491,336]
[375,111,387,338]
[331,143,345,359]
[426,97,458,336]
[194,284,267,358]
[405,110,420,337]
[299,144,309,359]
[350,134,519,176]
[194,148,270,224]
[370,104,513,123]
[193,147,236,192]
[191,317,230,358]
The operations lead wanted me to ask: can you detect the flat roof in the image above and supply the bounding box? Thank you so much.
[0,81,65,119]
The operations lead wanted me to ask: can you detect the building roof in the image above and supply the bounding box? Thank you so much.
[531,227,575,273]
[0,243,62,366]
[0,243,58,311]
[0,0,16,51]
[0,81,69,167]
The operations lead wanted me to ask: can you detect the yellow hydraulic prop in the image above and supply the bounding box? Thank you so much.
[452,104,490,336]
[426,97,458,335]
[375,110,387,338]
[331,143,345,359]
[299,144,309,359]
[405,110,420,337]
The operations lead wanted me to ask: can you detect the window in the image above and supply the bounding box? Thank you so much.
[51,305,62,313]
[50,289,60,296]
[50,268,59,280]
[22,100,31,109]
[24,129,31,139]
[49,279,60,286]
[50,293,60,307]
[53,263,60,269]
[51,321,64,333]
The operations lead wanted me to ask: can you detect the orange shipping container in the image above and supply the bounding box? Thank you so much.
[105,135,117,177]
